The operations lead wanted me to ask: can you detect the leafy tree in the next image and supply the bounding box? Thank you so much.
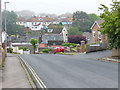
[68,35,87,44]
[30,38,38,54]
[73,11,101,32]
[59,22,63,26]
[2,10,24,35]
[88,13,101,23]
[73,11,91,32]
[99,0,120,49]
[68,27,82,35]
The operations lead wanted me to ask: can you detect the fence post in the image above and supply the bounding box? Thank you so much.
[80,41,85,53]
[76,44,81,52]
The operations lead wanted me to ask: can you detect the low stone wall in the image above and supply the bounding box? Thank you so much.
[0,49,5,66]
[112,48,120,58]
[2,50,5,63]
[86,43,108,53]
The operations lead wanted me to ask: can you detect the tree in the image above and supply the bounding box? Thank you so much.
[88,13,101,23]
[2,11,24,35]
[99,0,120,49]
[68,35,87,44]
[30,38,38,54]
[73,11,101,32]
[73,11,91,32]
[68,27,82,35]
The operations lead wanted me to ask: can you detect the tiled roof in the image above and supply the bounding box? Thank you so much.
[48,24,63,34]
[26,17,40,22]
[60,18,73,22]
[91,20,104,29]
[96,20,104,27]
[16,17,26,22]
[42,34,63,43]
[26,17,54,22]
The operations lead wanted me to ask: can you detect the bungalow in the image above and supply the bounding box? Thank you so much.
[91,20,107,43]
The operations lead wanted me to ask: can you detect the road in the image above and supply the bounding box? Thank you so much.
[21,50,118,88]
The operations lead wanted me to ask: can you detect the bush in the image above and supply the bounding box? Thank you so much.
[7,48,13,53]
[19,46,28,51]
[23,47,28,51]
[19,46,23,50]
[68,35,87,44]
[42,49,50,53]
[61,43,77,47]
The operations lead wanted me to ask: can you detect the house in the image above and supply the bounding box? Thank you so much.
[47,24,68,42]
[82,32,92,44]
[91,20,107,43]
[60,17,73,25]
[16,17,26,26]
[42,34,63,45]
[38,24,68,48]
[16,16,73,31]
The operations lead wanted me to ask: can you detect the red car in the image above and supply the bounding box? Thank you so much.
[53,47,64,54]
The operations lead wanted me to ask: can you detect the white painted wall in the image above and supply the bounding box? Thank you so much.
[62,27,68,42]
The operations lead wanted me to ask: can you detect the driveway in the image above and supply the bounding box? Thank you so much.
[21,50,118,88]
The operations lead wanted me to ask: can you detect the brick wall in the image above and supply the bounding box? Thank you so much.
[91,23,100,43]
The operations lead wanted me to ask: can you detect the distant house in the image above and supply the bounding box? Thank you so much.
[42,34,63,45]
[91,20,107,43]
[47,24,68,42]
[16,16,73,31]
[16,17,26,26]
[82,32,92,44]
[38,24,68,48]
[60,17,73,25]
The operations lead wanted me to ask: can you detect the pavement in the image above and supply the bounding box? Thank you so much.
[21,50,118,88]
[1,54,31,88]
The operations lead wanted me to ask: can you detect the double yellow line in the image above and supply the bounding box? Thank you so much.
[18,55,48,90]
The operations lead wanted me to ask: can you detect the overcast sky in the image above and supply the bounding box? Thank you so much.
[1,0,114,15]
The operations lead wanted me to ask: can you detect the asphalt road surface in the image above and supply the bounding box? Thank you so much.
[21,50,118,88]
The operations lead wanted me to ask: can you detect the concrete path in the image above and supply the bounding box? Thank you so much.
[2,54,31,88]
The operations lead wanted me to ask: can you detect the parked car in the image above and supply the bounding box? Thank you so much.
[53,47,65,54]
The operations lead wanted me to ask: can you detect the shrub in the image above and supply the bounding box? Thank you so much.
[68,35,87,44]
[7,48,13,53]
[61,43,77,47]
[19,46,28,51]
[19,46,23,50]
[42,49,50,53]
[23,47,28,51]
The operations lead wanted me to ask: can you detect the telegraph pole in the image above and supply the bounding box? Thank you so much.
[0,0,2,65]
[0,0,2,45]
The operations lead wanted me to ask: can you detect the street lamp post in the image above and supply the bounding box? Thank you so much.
[4,2,9,54]
[4,1,9,41]
[0,0,2,44]
[0,0,2,64]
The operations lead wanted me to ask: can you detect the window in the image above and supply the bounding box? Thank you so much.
[92,31,95,37]
[48,29,53,32]
[98,31,102,39]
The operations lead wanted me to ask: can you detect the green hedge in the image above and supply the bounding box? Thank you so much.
[19,46,28,51]
[42,49,50,53]
[7,48,13,53]
[61,43,77,47]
